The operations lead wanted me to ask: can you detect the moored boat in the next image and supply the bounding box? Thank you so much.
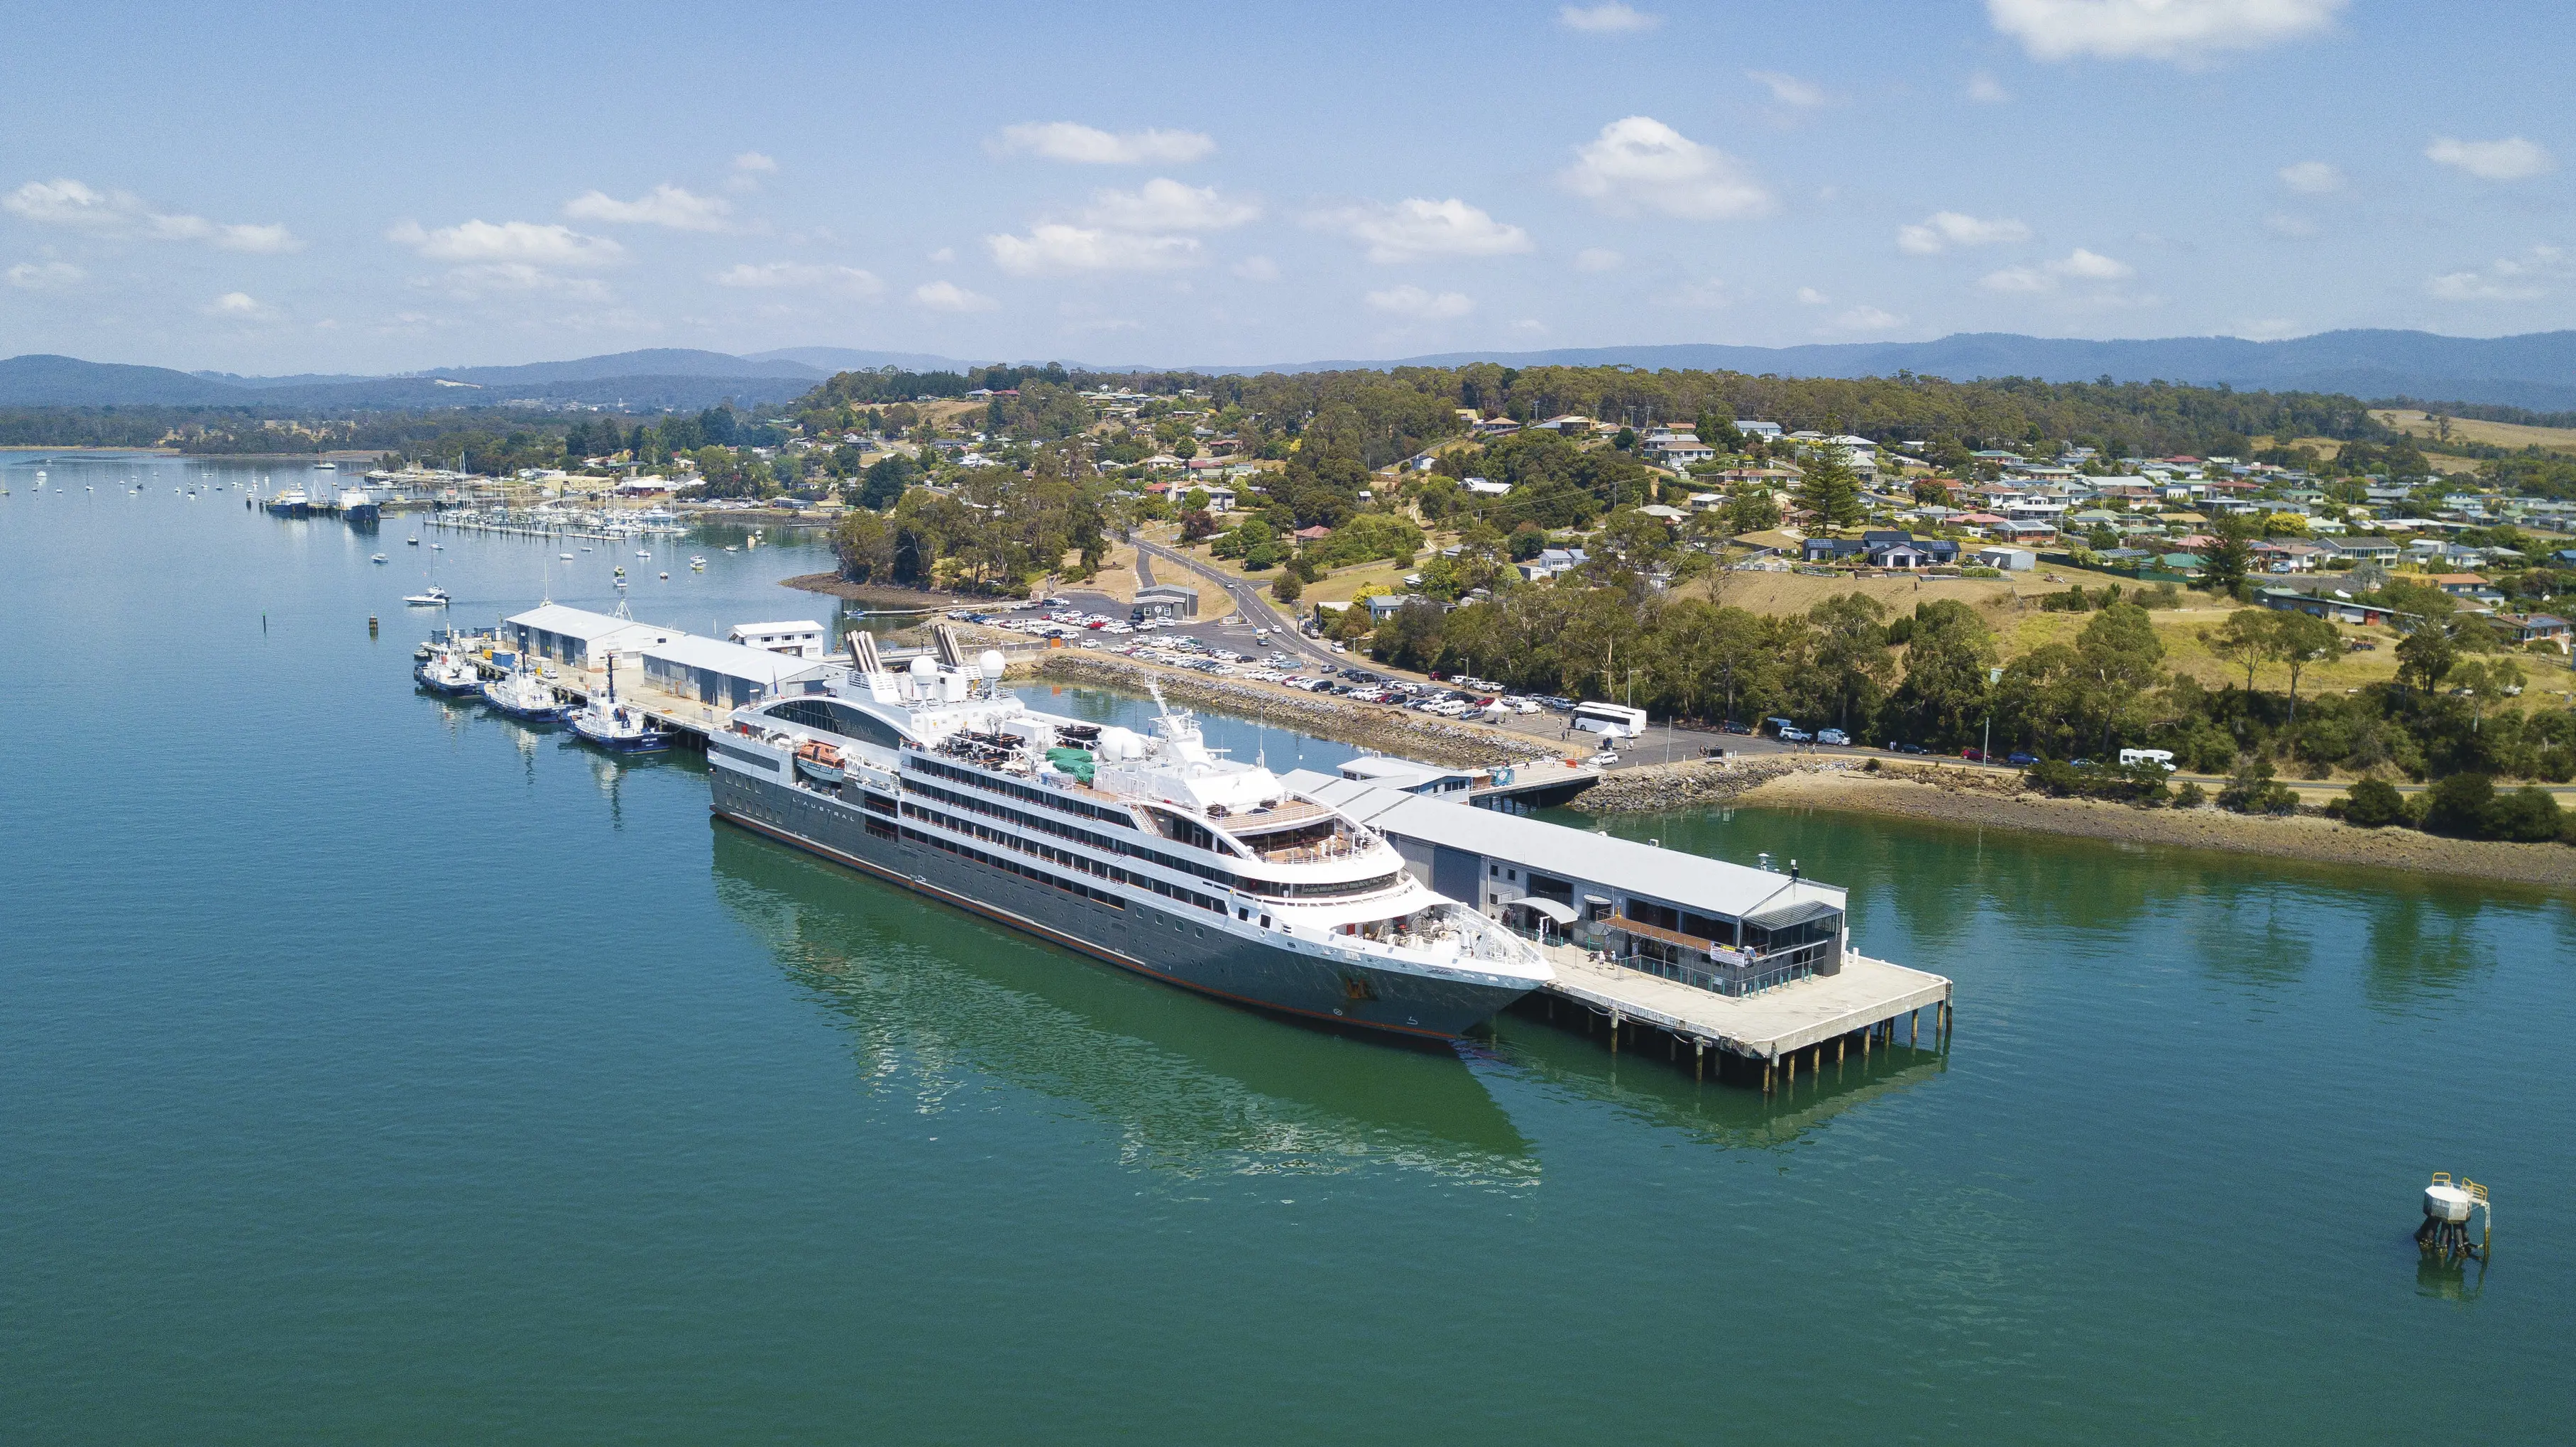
[480,657,566,722]
[567,653,671,753]
[412,642,483,695]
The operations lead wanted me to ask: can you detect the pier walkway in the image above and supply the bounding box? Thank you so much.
[1526,945,1952,1089]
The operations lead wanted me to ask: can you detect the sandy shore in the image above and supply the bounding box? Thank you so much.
[1723,765,2576,888]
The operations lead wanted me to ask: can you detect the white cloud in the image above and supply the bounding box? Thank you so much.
[564,184,733,231]
[912,280,999,312]
[987,224,1201,275]
[388,219,625,268]
[928,246,956,263]
[1896,211,2031,253]
[1746,70,1829,109]
[1310,197,1532,263]
[1232,255,1281,281]
[200,290,275,320]
[3,178,301,252]
[731,152,777,174]
[2425,136,2555,182]
[1980,246,2133,292]
[1364,285,1473,320]
[433,263,611,299]
[2427,245,2568,302]
[5,260,84,290]
[1561,116,1774,221]
[1988,0,2343,65]
[711,261,884,299]
[2055,246,2132,280]
[2278,160,2344,194]
[1078,178,1259,231]
[1795,286,1831,305]
[1831,305,1904,331]
[1558,2,1660,33]
[990,121,1215,165]
[1573,246,1625,273]
[1967,71,2012,103]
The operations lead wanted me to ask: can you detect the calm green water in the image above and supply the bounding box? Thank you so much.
[4,455,2571,1443]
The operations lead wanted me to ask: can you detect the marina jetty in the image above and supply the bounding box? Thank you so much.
[418,606,1951,1083]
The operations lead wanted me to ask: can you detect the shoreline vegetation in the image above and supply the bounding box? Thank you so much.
[1017,650,2573,888]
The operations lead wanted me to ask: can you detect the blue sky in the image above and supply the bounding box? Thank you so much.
[2,0,2569,373]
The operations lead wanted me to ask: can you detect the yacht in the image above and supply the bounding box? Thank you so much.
[407,535,420,546]
[707,641,1551,1038]
[314,461,338,471]
[371,552,389,564]
[403,585,451,607]
[413,640,482,695]
[567,655,671,753]
[480,657,566,722]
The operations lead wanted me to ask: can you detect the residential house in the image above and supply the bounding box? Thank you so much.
[1734,420,1785,440]
[2257,587,2404,627]
[2494,613,2570,648]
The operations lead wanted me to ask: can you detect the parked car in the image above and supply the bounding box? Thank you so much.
[1816,728,1851,746]
[2007,751,2039,766]
[1719,720,1753,735]
[1960,748,1985,761]
[1887,741,1930,755]
[1777,727,1814,743]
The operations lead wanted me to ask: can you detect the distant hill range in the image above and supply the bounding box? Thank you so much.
[6,329,2572,412]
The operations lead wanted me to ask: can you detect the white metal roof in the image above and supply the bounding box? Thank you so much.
[1288,773,1845,921]
[506,604,676,645]
[727,619,825,637]
[641,633,824,686]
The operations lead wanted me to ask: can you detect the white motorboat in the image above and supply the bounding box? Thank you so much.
[560,552,574,560]
[407,535,420,545]
[404,586,451,606]
[371,553,388,564]
[413,642,481,695]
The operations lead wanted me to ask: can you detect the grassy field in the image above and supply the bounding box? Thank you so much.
[2289,433,2484,475]
[2373,408,2576,456]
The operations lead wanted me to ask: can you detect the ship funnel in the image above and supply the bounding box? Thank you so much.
[932,623,965,669]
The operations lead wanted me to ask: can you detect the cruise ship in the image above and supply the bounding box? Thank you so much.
[708,637,1552,1038]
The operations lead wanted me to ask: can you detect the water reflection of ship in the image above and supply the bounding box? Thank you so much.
[710,828,1534,1180]
[1496,1003,1946,1147]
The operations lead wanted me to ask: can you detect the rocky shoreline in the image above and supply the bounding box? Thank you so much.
[1024,653,1562,769]
[1580,756,2575,888]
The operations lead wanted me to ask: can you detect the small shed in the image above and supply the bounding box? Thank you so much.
[725,620,829,658]
[1133,583,1200,619]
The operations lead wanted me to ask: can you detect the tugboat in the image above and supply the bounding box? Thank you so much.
[568,653,672,753]
[480,655,566,723]
[412,640,483,696]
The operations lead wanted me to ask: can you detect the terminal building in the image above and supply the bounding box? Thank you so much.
[1284,772,1848,995]
[641,635,828,709]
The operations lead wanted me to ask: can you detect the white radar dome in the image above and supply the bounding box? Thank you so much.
[909,655,938,680]
[979,649,1006,679]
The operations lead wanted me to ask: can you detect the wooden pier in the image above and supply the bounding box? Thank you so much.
[1518,945,1952,1090]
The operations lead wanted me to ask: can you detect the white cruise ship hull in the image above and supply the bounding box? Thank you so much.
[710,766,1531,1039]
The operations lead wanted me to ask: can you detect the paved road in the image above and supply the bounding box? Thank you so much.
[1131,535,1346,672]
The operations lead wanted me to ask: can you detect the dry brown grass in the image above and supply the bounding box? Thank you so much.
[2374,408,2576,455]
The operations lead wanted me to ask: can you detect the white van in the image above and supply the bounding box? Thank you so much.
[2118,748,2177,772]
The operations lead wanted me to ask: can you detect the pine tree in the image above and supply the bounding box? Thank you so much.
[1797,454,1863,530]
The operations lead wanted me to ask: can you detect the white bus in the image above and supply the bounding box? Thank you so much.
[1571,701,1649,740]
[2117,748,2176,772]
